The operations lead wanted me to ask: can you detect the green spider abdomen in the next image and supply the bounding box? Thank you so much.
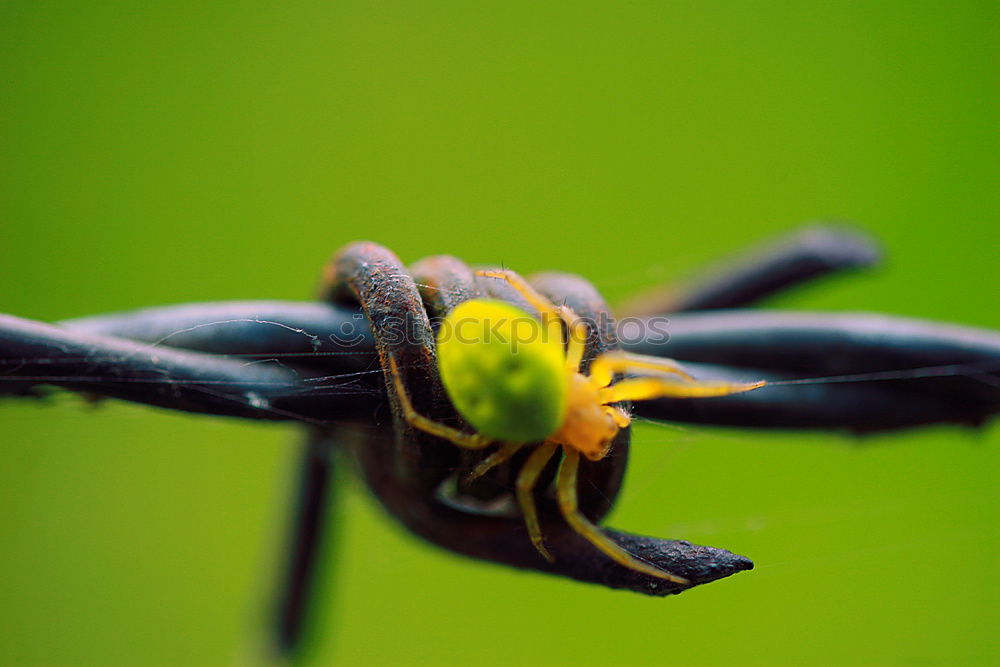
[436,299,568,442]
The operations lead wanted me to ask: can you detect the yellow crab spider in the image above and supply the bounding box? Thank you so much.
[388,270,766,584]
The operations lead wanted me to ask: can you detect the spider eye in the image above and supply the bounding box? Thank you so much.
[437,299,568,442]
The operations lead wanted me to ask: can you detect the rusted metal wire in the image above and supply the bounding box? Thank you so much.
[4,302,998,432]
[2,226,999,661]
[618,224,881,314]
[316,242,748,593]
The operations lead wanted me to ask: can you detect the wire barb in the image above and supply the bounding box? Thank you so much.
[2,228,999,662]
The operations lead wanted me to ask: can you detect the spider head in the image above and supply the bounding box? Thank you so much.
[550,372,620,461]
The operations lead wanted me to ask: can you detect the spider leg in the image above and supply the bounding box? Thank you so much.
[466,441,526,482]
[589,350,697,388]
[387,355,494,450]
[605,405,631,429]
[556,449,690,585]
[477,269,588,372]
[515,442,560,562]
[559,306,588,372]
[476,269,562,322]
[600,376,766,403]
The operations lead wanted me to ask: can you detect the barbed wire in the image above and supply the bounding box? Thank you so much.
[3,225,998,661]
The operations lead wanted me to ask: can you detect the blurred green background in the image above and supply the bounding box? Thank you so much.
[1,2,998,665]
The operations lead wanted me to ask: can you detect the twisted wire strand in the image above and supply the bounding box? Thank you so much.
[315,242,751,593]
[3,230,1000,660]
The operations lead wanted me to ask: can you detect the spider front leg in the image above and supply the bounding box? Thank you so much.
[556,449,690,585]
[559,306,589,372]
[476,269,588,372]
[475,269,562,323]
[387,355,494,450]
[590,351,766,399]
[600,376,766,402]
[589,350,697,387]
